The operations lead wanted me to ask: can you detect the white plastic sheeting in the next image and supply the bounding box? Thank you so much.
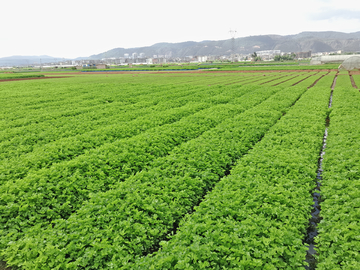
[338,56,360,71]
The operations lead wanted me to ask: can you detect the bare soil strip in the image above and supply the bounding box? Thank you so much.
[331,73,338,90]
[291,72,318,87]
[271,74,301,86]
[52,69,337,76]
[349,74,359,89]
[259,74,291,85]
[0,76,70,82]
[305,72,331,89]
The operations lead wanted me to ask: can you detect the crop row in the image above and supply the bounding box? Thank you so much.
[0,73,254,128]
[1,77,214,127]
[0,82,204,133]
[1,85,309,269]
[270,72,319,87]
[130,76,333,270]
[0,84,283,263]
[0,84,250,179]
[0,83,223,158]
[352,74,360,86]
[316,84,360,269]
[0,73,44,80]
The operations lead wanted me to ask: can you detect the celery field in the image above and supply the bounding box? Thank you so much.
[1,71,359,269]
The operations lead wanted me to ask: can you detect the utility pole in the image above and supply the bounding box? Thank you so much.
[229,29,237,62]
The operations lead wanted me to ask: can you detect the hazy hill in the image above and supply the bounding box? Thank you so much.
[2,31,360,66]
[89,31,360,59]
[0,55,70,66]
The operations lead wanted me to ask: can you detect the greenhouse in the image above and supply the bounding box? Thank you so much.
[338,55,360,71]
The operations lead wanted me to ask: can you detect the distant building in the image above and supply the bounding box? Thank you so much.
[152,58,166,64]
[256,50,281,56]
[96,64,108,69]
[295,51,311,59]
[197,56,208,62]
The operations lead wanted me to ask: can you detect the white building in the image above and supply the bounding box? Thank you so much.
[256,50,281,56]
[197,56,208,62]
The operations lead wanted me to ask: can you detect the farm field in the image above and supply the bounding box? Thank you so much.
[0,70,359,269]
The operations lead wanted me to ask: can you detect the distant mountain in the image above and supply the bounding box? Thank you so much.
[0,55,70,66]
[89,31,360,59]
[2,31,360,66]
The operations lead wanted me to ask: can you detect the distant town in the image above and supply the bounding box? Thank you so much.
[0,50,356,70]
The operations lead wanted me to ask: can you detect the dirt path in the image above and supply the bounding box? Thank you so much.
[0,76,70,82]
[349,74,359,89]
[51,69,337,76]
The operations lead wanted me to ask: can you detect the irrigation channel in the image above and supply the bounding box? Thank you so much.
[304,73,336,269]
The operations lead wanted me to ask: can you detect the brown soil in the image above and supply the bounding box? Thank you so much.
[51,69,338,76]
[292,73,318,87]
[0,76,70,82]
[349,70,360,75]
[349,75,358,89]
[0,261,12,270]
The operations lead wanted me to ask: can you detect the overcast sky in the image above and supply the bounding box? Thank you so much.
[1,0,359,58]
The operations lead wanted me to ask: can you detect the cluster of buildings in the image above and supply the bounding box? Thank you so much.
[72,50,312,69]
[3,49,356,70]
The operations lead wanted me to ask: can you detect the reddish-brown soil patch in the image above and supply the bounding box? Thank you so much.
[349,75,358,89]
[51,69,337,76]
[0,76,70,82]
[291,72,319,87]
[349,70,360,75]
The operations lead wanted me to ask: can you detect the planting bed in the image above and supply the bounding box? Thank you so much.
[0,70,358,269]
